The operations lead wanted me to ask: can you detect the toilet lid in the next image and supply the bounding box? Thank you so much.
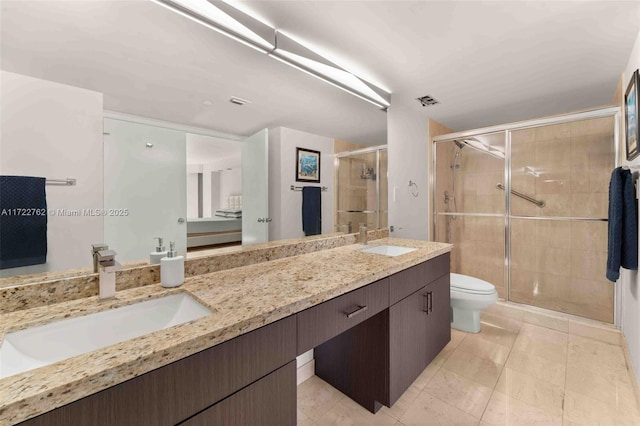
[450,273,496,294]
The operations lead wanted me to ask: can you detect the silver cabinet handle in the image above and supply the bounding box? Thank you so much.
[258,217,273,223]
[177,217,185,224]
[266,217,273,222]
[423,293,429,314]
[345,305,368,318]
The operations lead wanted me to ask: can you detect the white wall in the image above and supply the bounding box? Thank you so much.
[268,127,334,241]
[219,168,242,208]
[620,29,640,387]
[387,100,430,240]
[186,172,200,218]
[0,71,104,276]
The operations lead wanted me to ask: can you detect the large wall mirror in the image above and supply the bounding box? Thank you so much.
[0,0,387,286]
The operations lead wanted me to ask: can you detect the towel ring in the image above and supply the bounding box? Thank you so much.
[408,180,419,197]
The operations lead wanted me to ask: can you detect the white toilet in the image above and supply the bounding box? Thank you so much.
[450,273,498,333]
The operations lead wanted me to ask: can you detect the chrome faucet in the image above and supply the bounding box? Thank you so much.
[91,243,109,273]
[96,248,120,300]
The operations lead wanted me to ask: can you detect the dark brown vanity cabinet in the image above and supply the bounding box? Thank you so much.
[388,253,450,406]
[316,253,451,411]
[17,252,450,425]
[19,317,297,426]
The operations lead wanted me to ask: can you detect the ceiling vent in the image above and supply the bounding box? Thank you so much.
[229,96,252,106]
[417,95,439,107]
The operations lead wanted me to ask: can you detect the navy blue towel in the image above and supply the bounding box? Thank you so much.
[0,176,48,269]
[607,167,638,281]
[302,186,322,236]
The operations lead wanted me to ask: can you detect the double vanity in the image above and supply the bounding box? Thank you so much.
[0,236,451,425]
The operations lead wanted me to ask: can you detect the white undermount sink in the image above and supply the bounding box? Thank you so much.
[359,245,417,257]
[0,293,212,379]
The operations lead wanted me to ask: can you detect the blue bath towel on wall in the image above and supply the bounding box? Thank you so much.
[606,167,638,281]
[0,176,48,269]
[302,186,322,236]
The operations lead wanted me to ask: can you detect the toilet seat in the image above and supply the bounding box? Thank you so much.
[450,273,496,295]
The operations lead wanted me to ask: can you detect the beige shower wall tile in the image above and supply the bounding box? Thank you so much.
[538,193,572,216]
[570,249,607,281]
[535,220,571,249]
[535,138,572,166]
[510,172,536,194]
[570,164,591,193]
[571,221,607,251]
[477,173,504,195]
[510,245,537,272]
[567,278,614,323]
[476,217,505,243]
[535,246,571,276]
[535,170,572,195]
[477,194,504,214]
[535,122,571,141]
[570,192,608,218]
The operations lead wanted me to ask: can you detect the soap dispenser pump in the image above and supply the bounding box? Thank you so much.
[150,237,168,265]
[160,241,184,288]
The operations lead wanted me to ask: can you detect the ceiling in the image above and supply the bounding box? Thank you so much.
[2,1,639,146]
[187,134,241,165]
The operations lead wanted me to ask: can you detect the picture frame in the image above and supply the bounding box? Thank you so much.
[296,147,321,183]
[625,69,639,161]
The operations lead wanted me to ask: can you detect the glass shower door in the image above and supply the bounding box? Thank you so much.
[336,149,386,230]
[433,133,507,298]
[509,116,615,322]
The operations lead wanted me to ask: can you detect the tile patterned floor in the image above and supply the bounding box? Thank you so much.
[297,310,640,425]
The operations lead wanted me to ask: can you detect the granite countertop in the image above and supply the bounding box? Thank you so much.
[0,238,451,425]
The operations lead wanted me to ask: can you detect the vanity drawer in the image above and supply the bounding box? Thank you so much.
[423,252,450,284]
[180,361,296,426]
[297,277,389,354]
[389,253,450,305]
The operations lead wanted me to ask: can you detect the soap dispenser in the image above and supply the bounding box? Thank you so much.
[160,241,184,288]
[150,237,168,265]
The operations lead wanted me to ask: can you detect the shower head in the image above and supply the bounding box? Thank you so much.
[454,140,465,149]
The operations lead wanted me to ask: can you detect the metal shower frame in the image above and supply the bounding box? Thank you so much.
[431,106,621,326]
[335,145,388,230]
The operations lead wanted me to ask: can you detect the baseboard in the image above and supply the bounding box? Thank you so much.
[621,332,640,410]
[297,359,315,386]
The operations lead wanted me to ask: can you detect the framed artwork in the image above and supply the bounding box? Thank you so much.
[296,147,321,183]
[625,69,639,161]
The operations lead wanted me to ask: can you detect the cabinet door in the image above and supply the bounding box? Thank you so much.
[180,361,296,426]
[389,287,428,405]
[425,274,451,364]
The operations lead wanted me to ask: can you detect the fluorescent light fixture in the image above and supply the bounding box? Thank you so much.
[151,0,273,53]
[151,0,391,110]
[272,49,390,108]
[268,54,389,110]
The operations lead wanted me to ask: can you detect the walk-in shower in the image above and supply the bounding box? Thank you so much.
[335,146,388,231]
[432,107,619,323]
